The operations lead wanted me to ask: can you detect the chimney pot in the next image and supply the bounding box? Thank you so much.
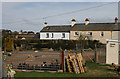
[44,22,47,27]
[44,22,47,24]
[115,17,118,25]
[72,19,76,21]
[85,18,89,25]
[115,17,118,20]
[71,19,76,26]
[85,18,89,21]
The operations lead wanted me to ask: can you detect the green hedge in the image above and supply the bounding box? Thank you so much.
[14,39,102,51]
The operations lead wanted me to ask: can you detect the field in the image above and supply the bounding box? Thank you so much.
[14,62,119,77]
[4,51,118,77]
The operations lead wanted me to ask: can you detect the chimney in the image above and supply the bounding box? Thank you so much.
[115,17,118,25]
[85,18,89,25]
[71,19,76,26]
[44,22,47,27]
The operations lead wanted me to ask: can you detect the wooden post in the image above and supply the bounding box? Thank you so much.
[61,51,64,71]
[95,44,97,63]
[96,53,99,63]
[95,46,99,63]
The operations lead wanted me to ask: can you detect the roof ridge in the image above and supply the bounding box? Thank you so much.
[75,23,115,25]
[47,25,71,27]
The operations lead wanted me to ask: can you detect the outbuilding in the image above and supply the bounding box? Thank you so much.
[106,39,120,65]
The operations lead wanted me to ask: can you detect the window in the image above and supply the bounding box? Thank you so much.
[88,32,92,36]
[75,32,79,36]
[51,33,54,38]
[46,33,49,38]
[110,43,115,47]
[46,27,49,30]
[101,32,104,36]
[62,33,65,38]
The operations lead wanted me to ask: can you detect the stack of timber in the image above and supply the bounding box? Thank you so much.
[66,53,86,74]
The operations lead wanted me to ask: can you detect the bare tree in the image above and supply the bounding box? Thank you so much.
[76,33,102,63]
[76,34,91,53]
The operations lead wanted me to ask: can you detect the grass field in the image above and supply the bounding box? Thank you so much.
[14,62,119,77]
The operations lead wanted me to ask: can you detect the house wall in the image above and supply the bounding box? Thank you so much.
[106,41,120,65]
[40,32,70,40]
[112,31,120,40]
[70,31,112,43]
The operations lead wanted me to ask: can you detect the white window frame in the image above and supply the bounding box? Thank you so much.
[74,32,79,36]
[51,33,54,38]
[88,32,92,36]
[46,33,49,38]
[101,32,104,37]
[62,33,65,38]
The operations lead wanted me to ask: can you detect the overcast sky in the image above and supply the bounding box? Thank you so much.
[1,0,120,2]
[2,2,118,32]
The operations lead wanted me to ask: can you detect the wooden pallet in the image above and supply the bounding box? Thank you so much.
[76,53,85,73]
[66,54,86,74]
[71,58,80,74]
[66,57,72,73]
[69,55,80,74]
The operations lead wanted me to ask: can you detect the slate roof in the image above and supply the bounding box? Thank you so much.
[40,25,72,32]
[71,23,120,31]
[40,23,120,32]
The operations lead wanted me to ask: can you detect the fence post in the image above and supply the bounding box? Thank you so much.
[95,44,97,63]
[61,51,64,71]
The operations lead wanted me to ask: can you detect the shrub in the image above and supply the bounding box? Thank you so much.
[8,53,12,56]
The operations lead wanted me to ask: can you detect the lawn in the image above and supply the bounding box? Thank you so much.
[14,62,119,77]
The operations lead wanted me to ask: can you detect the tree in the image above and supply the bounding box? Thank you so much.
[76,34,91,53]
[76,34,101,52]
[4,37,14,52]
[77,34,102,63]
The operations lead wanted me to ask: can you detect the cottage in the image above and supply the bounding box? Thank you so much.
[40,17,120,43]
[70,18,120,43]
[40,22,71,40]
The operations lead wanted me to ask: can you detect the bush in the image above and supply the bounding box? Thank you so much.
[8,53,12,56]
[19,49,22,51]
[14,39,101,51]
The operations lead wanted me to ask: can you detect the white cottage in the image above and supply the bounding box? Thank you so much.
[106,39,120,65]
[40,22,72,40]
[40,17,120,42]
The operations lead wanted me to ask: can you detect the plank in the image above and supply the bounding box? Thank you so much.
[72,58,80,74]
[83,50,94,62]
[66,57,72,73]
[69,55,80,74]
[70,59,77,73]
[76,53,85,73]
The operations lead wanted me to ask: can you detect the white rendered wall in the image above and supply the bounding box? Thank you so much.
[106,41,119,65]
[40,32,70,40]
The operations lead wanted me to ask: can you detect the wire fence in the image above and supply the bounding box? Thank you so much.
[12,64,61,71]
[82,46,106,64]
[97,46,106,64]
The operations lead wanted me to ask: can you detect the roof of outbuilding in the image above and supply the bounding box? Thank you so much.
[40,23,120,32]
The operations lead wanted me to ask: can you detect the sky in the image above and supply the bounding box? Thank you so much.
[1,0,120,2]
[2,2,119,32]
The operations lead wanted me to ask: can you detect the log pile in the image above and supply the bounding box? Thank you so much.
[66,53,86,74]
